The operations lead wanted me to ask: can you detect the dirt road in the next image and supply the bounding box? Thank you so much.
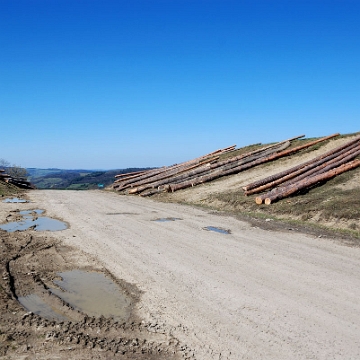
[28,190,360,359]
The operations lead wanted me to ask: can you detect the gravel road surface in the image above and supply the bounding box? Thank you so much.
[29,190,360,360]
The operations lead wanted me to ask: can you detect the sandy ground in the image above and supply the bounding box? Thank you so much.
[21,189,360,360]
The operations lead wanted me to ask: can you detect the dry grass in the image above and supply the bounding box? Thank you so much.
[0,181,21,197]
[208,166,360,235]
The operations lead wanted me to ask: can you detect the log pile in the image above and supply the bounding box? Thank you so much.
[113,133,339,196]
[0,169,35,189]
[242,135,360,205]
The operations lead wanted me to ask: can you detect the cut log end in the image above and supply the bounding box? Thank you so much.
[264,198,272,205]
[255,197,263,205]
[128,188,139,194]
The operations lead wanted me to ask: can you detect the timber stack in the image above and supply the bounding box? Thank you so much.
[112,133,339,197]
[242,135,360,205]
[0,169,35,189]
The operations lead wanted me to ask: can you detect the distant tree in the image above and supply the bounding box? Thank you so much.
[7,165,28,179]
[0,158,10,169]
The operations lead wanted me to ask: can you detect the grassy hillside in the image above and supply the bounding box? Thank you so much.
[0,181,23,197]
[155,133,360,238]
[28,168,153,190]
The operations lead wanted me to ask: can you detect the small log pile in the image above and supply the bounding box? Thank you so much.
[0,169,35,189]
[242,135,360,205]
[113,133,339,196]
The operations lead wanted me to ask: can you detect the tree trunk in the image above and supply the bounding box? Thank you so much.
[170,134,339,193]
[243,135,360,192]
[245,141,360,196]
[263,160,360,205]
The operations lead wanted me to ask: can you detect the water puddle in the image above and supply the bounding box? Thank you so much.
[0,210,67,232]
[18,294,70,322]
[19,210,44,215]
[153,217,182,222]
[50,270,132,321]
[204,226,231,234]
[3,197,28,203]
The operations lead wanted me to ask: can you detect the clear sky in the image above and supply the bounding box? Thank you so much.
[1,0,359,169]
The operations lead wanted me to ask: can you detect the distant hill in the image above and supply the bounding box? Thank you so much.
[27,168,153,190]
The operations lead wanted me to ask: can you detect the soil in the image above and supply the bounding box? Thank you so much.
[2,190,360,359]
[0,195,182,359]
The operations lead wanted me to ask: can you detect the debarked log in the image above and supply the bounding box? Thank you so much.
[263,160,360,205]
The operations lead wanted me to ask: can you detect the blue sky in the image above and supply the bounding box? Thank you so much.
[1,0,359,169]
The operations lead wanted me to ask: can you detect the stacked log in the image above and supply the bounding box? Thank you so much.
[112,144,236,192]
[241,135,360,204]
[264,160,360,205]
[0,169,35,189]
[113,133,339,196]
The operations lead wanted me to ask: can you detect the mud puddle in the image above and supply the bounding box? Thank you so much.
[19,209,44,215]
[0,209,68,232]
[2,197,28,203]
[18,294,70,322]
[204,226,231,234]
[50,270,132,321]
[1,230,182,359]
[153,217,182,222]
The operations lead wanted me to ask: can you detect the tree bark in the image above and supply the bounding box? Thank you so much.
[263,160,360,205]
[245,140,360,196]
[169,134,339,193]
[243,135,360,192]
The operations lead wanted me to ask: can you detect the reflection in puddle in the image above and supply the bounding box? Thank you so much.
[50,270,132,321]
[19,210,44,215]
[204,226,231,234]
[0,210,67,232]
[3,197,28,203]
[153,217,182,222]
[18,294,70,321]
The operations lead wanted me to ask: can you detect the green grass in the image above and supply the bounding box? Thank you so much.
[67,183,90,190]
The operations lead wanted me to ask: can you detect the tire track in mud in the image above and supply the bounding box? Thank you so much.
[0,228,186,359]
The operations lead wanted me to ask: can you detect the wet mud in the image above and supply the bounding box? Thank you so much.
[2,197,28,203]
[18,293,70,322]
[51,270,132,321]
[0,224,182,359]
[0,209,68,232]
[203,226,231,234]
[153,217,182,222]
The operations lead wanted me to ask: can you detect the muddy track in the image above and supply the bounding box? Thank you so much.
[2,190,360,359]
[0,228,183,359]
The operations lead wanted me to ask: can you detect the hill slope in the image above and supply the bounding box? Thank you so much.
[154,133,360,237]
